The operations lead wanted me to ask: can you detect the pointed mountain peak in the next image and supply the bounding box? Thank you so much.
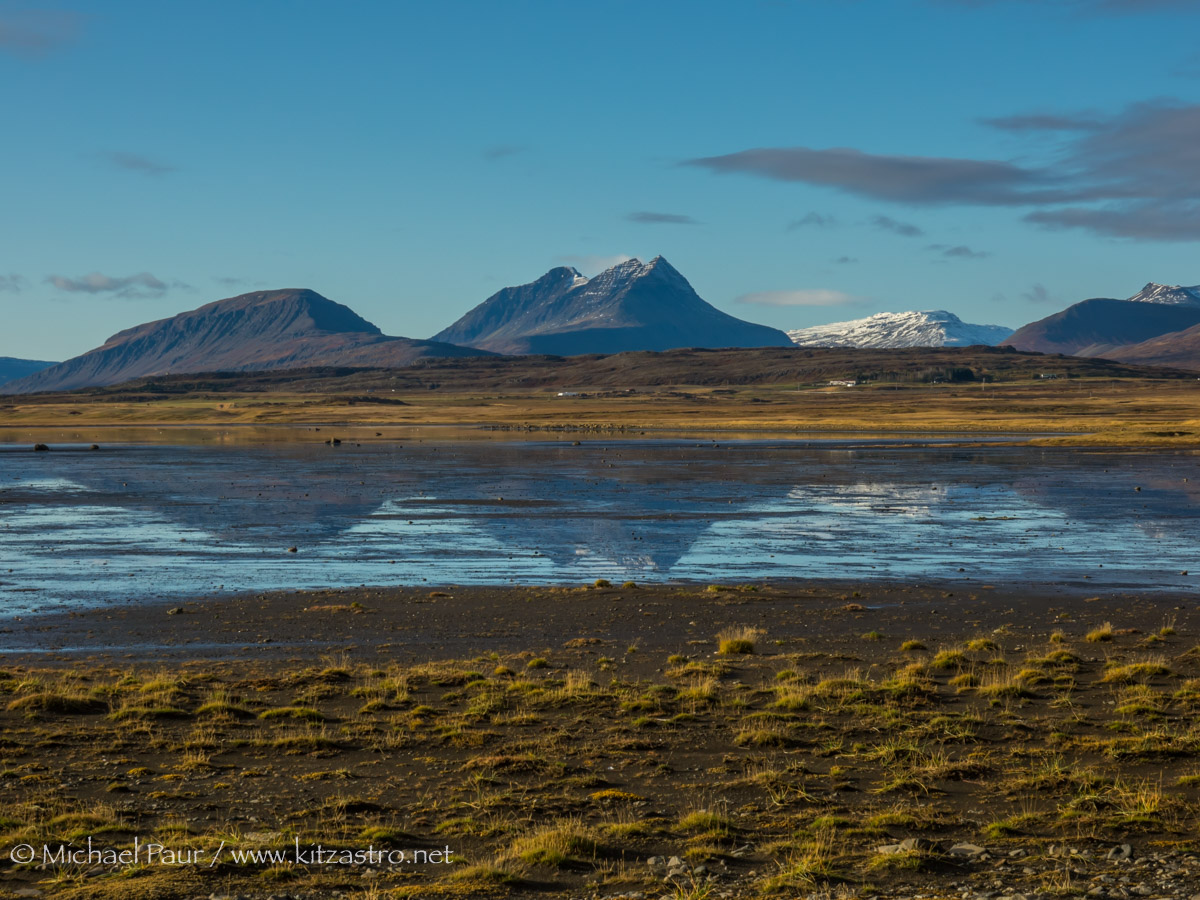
[432,256,793,354]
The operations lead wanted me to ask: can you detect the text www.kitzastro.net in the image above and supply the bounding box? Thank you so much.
[7,837,455,868]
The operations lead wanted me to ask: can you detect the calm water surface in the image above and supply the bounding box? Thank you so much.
[1,439,1197,614]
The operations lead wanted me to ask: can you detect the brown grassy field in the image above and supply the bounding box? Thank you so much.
[3,371,1200,448]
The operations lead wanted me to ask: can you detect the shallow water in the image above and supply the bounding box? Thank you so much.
[1,439,1197,614]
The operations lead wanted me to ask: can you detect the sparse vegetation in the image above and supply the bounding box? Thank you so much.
[3,603,1200,899]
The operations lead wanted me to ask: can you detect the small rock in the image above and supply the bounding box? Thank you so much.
[1108,844,1133,862]
[32,443,49,452]
[950,843,988,859]
[667,856,685,868]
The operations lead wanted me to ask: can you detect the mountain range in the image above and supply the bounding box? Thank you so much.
[787,310,1012,349]
[6,266,1200,394]
[433,256,793,355]
[4,258,793,393]
[0,357,58,388]
[5,290,493,394]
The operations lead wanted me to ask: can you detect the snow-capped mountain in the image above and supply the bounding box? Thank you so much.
[1125,282,1200,306]
[786,310,1013,349]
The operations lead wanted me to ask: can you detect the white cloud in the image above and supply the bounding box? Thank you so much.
[735,289,867,307]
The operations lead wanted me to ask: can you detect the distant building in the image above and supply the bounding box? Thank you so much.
[828,380,857,387]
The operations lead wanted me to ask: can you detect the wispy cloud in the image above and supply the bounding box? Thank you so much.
[46,271,178,299]
[0,9,81,57]
[833,256,858,264]
[626,211,700,225]
[927,243,991,259]
[0,274,26,292]
[787,211,836,229]
[736,289,867,308]
[687,146,1041,205]
[556,254,632,275]
[482,144,525,161]
[214,276,267,289]
[1022,283,1055,304]
[980,112,1103,132]
[102,151,176,176]
[871,215,924,237]
[685,100,1200,241]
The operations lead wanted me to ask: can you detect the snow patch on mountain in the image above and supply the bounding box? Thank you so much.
[1125,282,1200,307]
[787,310,1014,349]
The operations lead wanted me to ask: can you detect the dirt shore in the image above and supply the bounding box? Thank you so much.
[6,583,1200,899]
[5,580,1197,666]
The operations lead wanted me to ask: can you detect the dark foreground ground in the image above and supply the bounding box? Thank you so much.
[4,581,1200,900]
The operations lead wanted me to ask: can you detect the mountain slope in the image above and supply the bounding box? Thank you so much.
[0,357,59,387]
[1000,298,1200,357]
[1102,322,1200,370]
[4,289,492,394]
[787,310,1012,349]
[433,257,794,355]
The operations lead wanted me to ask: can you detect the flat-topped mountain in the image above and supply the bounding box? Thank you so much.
[433,256,794,355]
[4,289,492,394]
[788,310,1012,349]
[0,357,58,388]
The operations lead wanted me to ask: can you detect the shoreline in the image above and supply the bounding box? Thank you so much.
[5,580,1197,666]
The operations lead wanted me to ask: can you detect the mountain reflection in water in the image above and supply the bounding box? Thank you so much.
[1,440,1197,613]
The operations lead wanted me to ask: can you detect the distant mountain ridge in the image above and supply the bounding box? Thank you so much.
[787,310,1012,349]
[433,256,794,355]
[0,357,59,388]
[1000,299,1200,357]
[4,289,493,394]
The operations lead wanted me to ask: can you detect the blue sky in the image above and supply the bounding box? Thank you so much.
[3,0,1200,359]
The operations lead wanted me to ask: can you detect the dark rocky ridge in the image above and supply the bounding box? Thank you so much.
[433,256,794,354]
[4,289,493,394]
